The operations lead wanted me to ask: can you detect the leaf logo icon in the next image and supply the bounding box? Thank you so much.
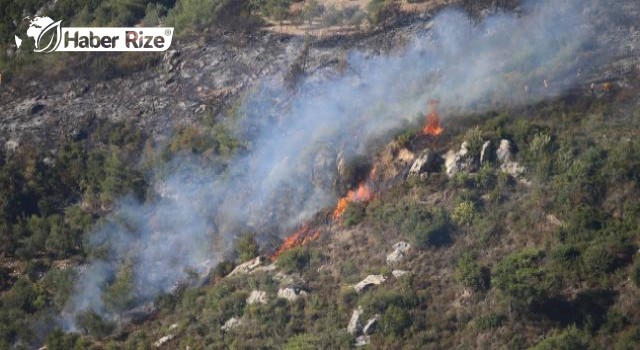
[33,20,62,53]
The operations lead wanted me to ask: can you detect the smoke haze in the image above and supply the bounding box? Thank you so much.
[63,0,611,328]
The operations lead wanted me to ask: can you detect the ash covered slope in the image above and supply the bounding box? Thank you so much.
[0,16,429,146]
[0,0,639,145]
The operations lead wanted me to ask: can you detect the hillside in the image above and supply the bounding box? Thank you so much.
[1,0,640,349]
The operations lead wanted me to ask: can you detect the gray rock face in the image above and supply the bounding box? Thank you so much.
[353,275,386,293]
[392,269,410,278]
[386,241,411,265]
[363,315,379,335]
[228,256,264,276]
[480,140,493,165]
[496,139,513,163]
[221,317,243,331]
[153,333,175,348]
[496,139,526,177]
[277,287,308,301]
[246,290,268,304]
[355,335,371,347]
[409,149,434,175]
[347,306,363,334]
[445,141,479,176]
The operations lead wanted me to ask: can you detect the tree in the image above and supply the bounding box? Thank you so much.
[456,253,490,292]
[493,249,552,309]
[103,264,136,315]
[234,232,259,262]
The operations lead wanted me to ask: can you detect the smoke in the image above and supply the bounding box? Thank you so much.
[63,0,612,329]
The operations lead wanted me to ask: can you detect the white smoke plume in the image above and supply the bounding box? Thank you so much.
[63,0,616,329]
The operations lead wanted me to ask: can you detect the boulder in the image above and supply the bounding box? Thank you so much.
[392,270,410,278]
[480,140,493,165]
[247,290,268,305]
[386,241,411,265]
[355,335,371,347]
[496,139,526,177]
[347,306,363,334]
[363,315,379,335]
[221,317,242,331]
[444,141,479,177]
[228,256,264,276]
[409,149,434,175]
[354,275,386,293]
[154,333,175,348]
[277,287,308,301]
[496,139,513,163]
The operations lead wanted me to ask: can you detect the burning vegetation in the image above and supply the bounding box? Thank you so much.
[270,223,320,261]
[420,100,444,137]
[331,181,374,219]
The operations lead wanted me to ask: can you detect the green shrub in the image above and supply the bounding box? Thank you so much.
[456,254,490,292]
[234,233,259,262]
[475,313,506,331]
[615,325,640,350]
[529,326,589,350]
[380,305,411,337]
[452,200,477,226]
[76,310,116,337]
[343,202,366,227]
[368,199,451,249]
[276,247,310,273]
[367,0,398,25]
[493,249,552,306]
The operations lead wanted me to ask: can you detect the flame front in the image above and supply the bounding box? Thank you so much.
[332,181,374,219]
[270,223,320,261]
[421,100,444,136]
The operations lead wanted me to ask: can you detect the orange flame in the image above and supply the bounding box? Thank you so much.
[332,181,374,219]
[270,223,320,261]
[421,100,444,136]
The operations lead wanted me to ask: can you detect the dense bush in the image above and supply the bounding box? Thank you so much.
[493,249,552,307]
[234,233,260,262]
[530,326,590,350]
[455,253,490,292]
[368,198,451,249]
[276,247,310,273]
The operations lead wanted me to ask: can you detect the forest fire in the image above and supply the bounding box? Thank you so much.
[273,177,375,260]
[332,181,374,219]
[270,223,320,261]
[421,100,444,136]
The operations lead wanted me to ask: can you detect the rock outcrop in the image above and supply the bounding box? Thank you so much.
[409,149,435,176]
[363,315,379,335]
[496,139,525,178]
[246,290,268,305]
[353,275,386,293]
[228,256,264,276]
[347,306,363,334]
[277,287,308,301]
[221,317,243,331]
[153,333,175,348]
[445,141,479,176]
[392,270,410,278]
[386,241,411,265]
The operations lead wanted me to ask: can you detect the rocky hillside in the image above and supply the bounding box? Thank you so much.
[2,0,640,349]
